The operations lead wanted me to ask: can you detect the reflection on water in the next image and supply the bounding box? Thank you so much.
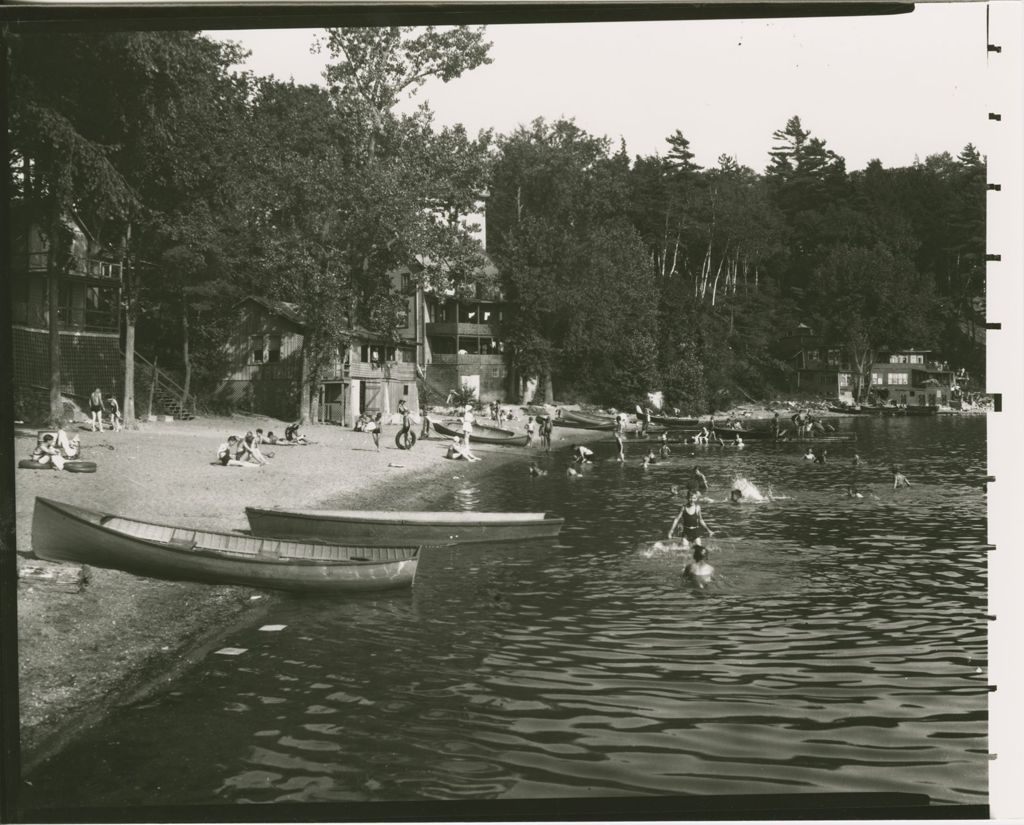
[23,417,987,809]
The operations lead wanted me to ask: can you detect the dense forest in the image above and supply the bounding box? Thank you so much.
[7,27,986,419]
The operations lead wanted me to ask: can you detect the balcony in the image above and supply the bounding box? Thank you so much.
[24,251,123,281]
[430,353,506,366]
[426,321,502,337]
[12,301,119,334]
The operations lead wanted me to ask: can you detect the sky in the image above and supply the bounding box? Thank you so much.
[211,2,988,173]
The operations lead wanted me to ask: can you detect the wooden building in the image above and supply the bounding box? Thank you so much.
[775,325,958,405]
[9,213,125,411]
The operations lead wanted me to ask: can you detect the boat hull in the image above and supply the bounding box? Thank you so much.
[31,497,418,593]
[554,411,616,431]
[432,420,529,446]
[246,508,565,546]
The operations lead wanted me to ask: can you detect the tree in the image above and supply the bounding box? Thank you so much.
[810,243,937,402]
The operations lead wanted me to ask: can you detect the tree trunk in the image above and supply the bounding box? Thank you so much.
[122,226,139,429]
[299,332,312,425]
[543,370,554,404]
[180,298,192,408]
[46,201,63,427]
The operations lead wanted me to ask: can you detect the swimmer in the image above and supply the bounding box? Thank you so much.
[729,477,769,503]
[690,466,709,494]
[668,488,713,542]
[847,486,864,499]
[683,538,714,586]
[891,465,911,490]
[803,447,816,461]
[572,444,594,464]
[528,461,547,477]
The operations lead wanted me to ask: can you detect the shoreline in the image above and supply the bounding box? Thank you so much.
[14,414,531,772]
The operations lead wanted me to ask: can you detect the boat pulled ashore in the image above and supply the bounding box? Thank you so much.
[246,507,565,546]
[31,497,419,593]
[431,419,529,446]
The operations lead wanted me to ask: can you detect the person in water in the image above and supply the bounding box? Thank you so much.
[690,466,709,493]
[572,444,594,464]
[892,465,911,490]
[683,539,714,584]
[668,489,713,542]
[528,461,547,477]
[613,413,626,463]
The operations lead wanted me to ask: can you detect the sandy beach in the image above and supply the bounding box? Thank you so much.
[13,413,545,769]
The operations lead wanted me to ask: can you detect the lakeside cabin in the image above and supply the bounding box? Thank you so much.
[775,324,958,406]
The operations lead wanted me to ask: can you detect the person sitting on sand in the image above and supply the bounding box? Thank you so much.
[237,431,269,465]
[668,488,713,542]
[217,436,258,468]
[263,431,279,445]
[29,434,66,470]
[572,444,594,464]
[892,465,911,490]
[284,422,308,444]
[55,427,80,459]
[447,436,480,462]
[683,539,714,585]
[253,428,274,458]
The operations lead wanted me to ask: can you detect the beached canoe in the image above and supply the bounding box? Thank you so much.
[554,411,617,431]
[246,508,565,546]
[432,419,529,447]
[31,497,419,593]
[650,414,701,427]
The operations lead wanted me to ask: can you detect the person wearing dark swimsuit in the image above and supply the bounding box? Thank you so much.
[668,489,713,542]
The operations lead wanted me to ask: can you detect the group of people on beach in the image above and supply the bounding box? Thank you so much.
[215,423,306,468]
[26,427,82,470]
[88,387,122,432]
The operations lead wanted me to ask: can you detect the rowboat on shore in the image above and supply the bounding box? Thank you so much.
[432,419,529,446]
[31,497,419,593]
[554,410,617,431]
[246,507,565,546]
[650,414,701,427]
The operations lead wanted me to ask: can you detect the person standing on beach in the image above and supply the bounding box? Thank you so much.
[540,415,554,452]
[614,413,626,463]
[89,387,104,432]
[367,411,383,451]
[461,404,475,450]
[526,416,536,447]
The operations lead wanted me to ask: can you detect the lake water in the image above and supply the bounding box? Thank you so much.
[21,415,988,812]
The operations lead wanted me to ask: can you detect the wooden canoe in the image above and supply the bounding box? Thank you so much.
[554,411,617,431]
[432,419,529,446]
[31,497,419,593]
[650,414,701,427]
[246,507,565,546]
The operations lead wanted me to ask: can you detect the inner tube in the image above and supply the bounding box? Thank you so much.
[64,460,98,473]
[394,430,417,450]
[18,459,53,470]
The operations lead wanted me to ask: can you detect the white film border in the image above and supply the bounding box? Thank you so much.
[985,0,1023,819]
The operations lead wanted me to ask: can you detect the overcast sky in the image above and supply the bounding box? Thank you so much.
[212,3,987,173]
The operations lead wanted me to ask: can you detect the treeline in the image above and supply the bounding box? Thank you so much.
[487,118,985,410]
[7,29,985,421]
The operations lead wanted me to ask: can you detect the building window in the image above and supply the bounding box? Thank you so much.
[826,349,841,366]
[909,354,924,364]
[871,372,884,386]
[401,273,412,294]
[403,384,409,396]
[839,373,851,386]
[249,335,265,364]
[267,334,282,363]
[889,372,909,385]
[889,354,909,364]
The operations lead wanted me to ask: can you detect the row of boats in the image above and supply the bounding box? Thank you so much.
[554,409,857,442]
[31,497,564,595]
